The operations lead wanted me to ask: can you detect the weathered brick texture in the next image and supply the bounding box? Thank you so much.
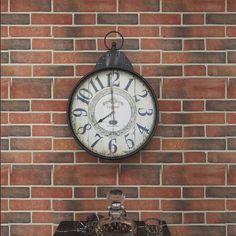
[1,0,236,235]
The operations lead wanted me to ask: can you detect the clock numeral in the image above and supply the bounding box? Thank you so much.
[77,123,91,134]
[124,133,134,150]
[91,133,103,148]
[109,138,117,153]
[107,71,120,87]
[72,108,88,117]
[124,78,134,91]
[136,123,149,134]
[90,76,105,93]
[138,108,153,116]
[77,88,93,105]
[134,89,149,102]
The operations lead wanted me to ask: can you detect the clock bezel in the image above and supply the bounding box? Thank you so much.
[67,67,159,160]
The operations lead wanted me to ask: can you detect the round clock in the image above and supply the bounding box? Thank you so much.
[68,67,158,160]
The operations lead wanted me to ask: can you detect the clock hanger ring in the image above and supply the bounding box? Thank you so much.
[104,31,124,50]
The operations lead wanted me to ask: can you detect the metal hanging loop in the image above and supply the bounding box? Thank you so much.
[104,31,124,50]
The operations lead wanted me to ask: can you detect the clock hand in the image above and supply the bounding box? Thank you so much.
[109,73,118,125]
[95,111,114,125]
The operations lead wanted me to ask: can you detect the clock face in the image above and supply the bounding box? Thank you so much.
[68,68,158,159]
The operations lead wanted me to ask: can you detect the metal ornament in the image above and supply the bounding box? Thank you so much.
[68,31,158,160]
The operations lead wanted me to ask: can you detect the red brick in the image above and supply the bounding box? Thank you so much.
[32,125,71,137]
[208,152,236,163]
[1,0,8,12]
[1,101,29,111]
[1,65,31,76]
[1,78,9,99]
[184,126,204,137]
[11,225,51,236]
[162,199,225,211]
[33,152,74,163]
[159,100,181,111]
[32,14,72,25]
[183,101,204,111]
[227,200,236,210]
[206,212,236,224]
[76,65,94,76]
[119,0,159,11]
[1,199,8,210]
[184,39,204,50]
[33,65,74,76]
[119,165,160,185]
[142,152,182,163]
[53,139,80,151]
[207,39,236,50]
[184,213,204,224]
[119,26,159,37]
[163,165,225,185]
[156,126,182,137]
[228,225,236,236]
[183,14,204,25]
[74,14,96,25]
[10,26,50,37]
[97,187,138,198]
[97,14,138,25]
[1,52,9,63]
[11,79,51,98]
[143,138,160,150]
[32,212,73,223]
[206,100,236,111]
[1,113,8,124]
[54,165,117,185]
[75,39,96,50]
[52,113,67,124]
[32,187,72,198]
[1,212,30,223]
[10,113,51,124]
[141,39,182,50]
[140,14,180,25]
[11,51,52,63]
[207,126,236,137]
[125,51,160,64]
[75,152,99,163]
[227,113,236,123]
[209,65,236,76]
[1,152,31,163]
[163,78,225,99]
[228,0,236,11]
[31,100,67,111]
[207,14,236,24]
[184,65,206,76]
[184,152,206,163]
[10,200,50,210]
[11,0,51,11]
[74,187,96,198]
[183,187,204,198]
[162,26,225,37]
[124,200,159,210]
[11,138,52,150]
[1,165,9,185]
[32,38,73,50]
[1,125,31,137]
[162,0,225,12]
[140,187,181,198]
[143,65,182,76]
[228,165,236,184]
[141,212,181,224]
[1,14,29,25]
[1,39,31,50]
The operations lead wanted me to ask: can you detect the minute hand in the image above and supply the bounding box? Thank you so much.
[95,111,114,125]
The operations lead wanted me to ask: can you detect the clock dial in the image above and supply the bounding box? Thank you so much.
[68,68,158,159]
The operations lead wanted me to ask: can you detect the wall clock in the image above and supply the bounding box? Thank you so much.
[68,31,158,160]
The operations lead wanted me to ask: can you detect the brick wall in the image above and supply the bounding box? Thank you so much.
[1,0,236,235]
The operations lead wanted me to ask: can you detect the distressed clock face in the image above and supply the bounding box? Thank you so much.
[68,68,158,159]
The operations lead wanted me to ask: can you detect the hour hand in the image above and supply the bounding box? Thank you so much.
[95,111,114,125]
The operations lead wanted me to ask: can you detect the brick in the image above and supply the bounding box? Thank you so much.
[143,138,160,150]
[124,200,159,210]
[97,187,138,198]
[140,187,180,198]
[142,65,182,76]
[10,26,51,37]
[32,187,72,198]
[1,0,8,12]
[207,14,236,24]
[206,187,236,198]
[141,212,182,224]
[162,200,225,211]
[227,113,236,124]
[227,26,236,37]
[1,39,30,50]
[118,26,159,37]
[162,0,225,12]
[11,0,51,12]
[119,165,160,185]
[228,225,236,236]
[32,125,71,137]
[1,78,9,99]
[1,199,8,210]
[184,39,204,50]
[1,165,9,185]
[157,126,182,137]
[52,113,67,124]
[10,113,51,124]
[163,52,225,64]
[162,26,225,37]
[11,225,52,236]
[183,187,204,198]
[125,51,160,64]
[32,38,73,50]
[163,78,225,99]
[1,187,29,198]
[1,226,9,236]
[141,39,182,50]
[142,152,182,163]
[184,213,204,224]
[75,39,96,50]
[74,187,96,198]
[1,52,9,63]
[53,26,115,37]
[33,65,74,76]
[32,13,72,25]
[184,152,206,163]
[207,100,236,111]
[32,100,67,111]
[161,113,225,124]
[184,65,206,76]
[54,0,116,12]
[228,51,236,63]
[1,125,30,137]
[209,65,236,76]
[183,14,204,25]
[75,152,99,163]
[1,14,29,25]
[207,126,236,137]
[183,101,204,111]
[33,152,74,163]
[184,126,204,137]
[10,200,50,210]
[228,0,236,11]
[76,65,94,76]
[1,152,31,163]
[163,165,225,185]
[11,51,52,64]
[1,139,9,150]
[141,14,180,25]
[228,139,236,150]
[1,26,8,37]
[1,65,31,76]
[227,200,236,210]
[11,138,52,150]
[32,212,73,223]
[207,39,236,50]
[119,0,159,11]
[208,152,236,163]
[54,165,117,185]
[11,79,51,98]
[74,14,96,25]
[11,165,51,185]
[1,100,29,111]
[53,138,79,150]
[1,113,8,124]
[207,212,236,224]
[1,212,30,223]
[159,100,181,112]
[98,14,138,24]
[228,79,236,98]
[163,138,226,150]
